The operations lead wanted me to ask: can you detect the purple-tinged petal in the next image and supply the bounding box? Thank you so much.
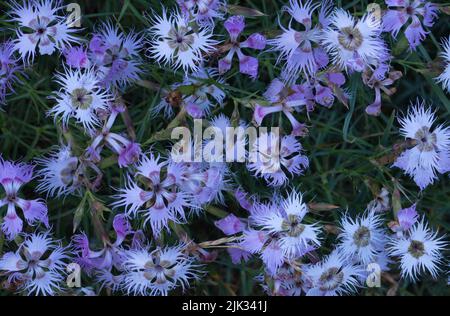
[224,16,245,40]
[253,104,283,126]
[227,247,251,264]
[382,10,408,38]
[397,204,418,231]
[238,54,259,79]
[404,17,427,50]
[241,33,266,50]
[215,214,245,235]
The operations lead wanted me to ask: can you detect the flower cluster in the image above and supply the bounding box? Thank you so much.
[0,0,448,297]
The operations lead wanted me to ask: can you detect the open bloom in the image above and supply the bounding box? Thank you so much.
[436,36,450,93]
[86,103,141,168]
[241,190,320,274]
[0,231,69,295]
[269,0,331,79]
[36,145,81,197]
[253,78,308,136]
[304,250,363,296]
[147,8,218,72]
[392,101,450,190]
[247,132,309,186]
[0,158,48,239]
[388,218,446,281]
[89,23,143,89]
[219,15,266,79]
[382,0,439,50]
[49,67,111,132]
[322,9,387,72]
[337,211,387,265]
[9,0,78,62]
[122,243,199,296]
[0,40,22,105]
[177,0,225,27]
[112,153,191,236]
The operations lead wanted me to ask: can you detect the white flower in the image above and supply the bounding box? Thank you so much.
[9,0,78,63]
[0,231,69,295]
[35,145,81,197]
[322,9,386,72]
[49,67,111,131]
[337,211,386,265]
[304,250,363,296]
[388,218,446,282]
[393,101,450,190]
[436,36,450,93]
[251,191,321,258]
[147,8,218,72]
[122,244,199,296]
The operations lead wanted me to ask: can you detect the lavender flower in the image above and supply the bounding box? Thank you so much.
[0,40,22,105]
[392,101,450,190]
[241,190,320,275]
[122,243,200,296]
[389,204,419,237]
[147,7,218,72]
[49,67,111,132]
[177,0,225,27]
[269,0,331,79]
[304,250,363,296]
[219,15,266,79]
[247,132,309,187]
[63,46,89,68]
[89,23,143,89]
[0,231,69,295]
[112,153,191,236]
[388,218,446,281]
[382,0,439,50]
[253,78,308,136]
[323,9,387,72]
[9,0,78,62]
[0,158,48,239]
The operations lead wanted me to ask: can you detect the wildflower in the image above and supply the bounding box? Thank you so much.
[388,218,446,281]
[253,78,308,136]
[215,214,245,235]
[304,250,363,296]
[89,23,143,88]
[147,8,218,72]
[0,231,69,295]
[122,243,199,296]
[35,145,81,197]
[0,158,48,239]
[436,36,450,93]
[155,67,225,118]
[241,190,320,274]
[247,132,309,186]
[9,0,78,62]
[86,102,141,168]
[392,101,450,190]
[219,15,266,79]
[0,40,23,105]
[269,0,331,79]
[382,0,439,50]
[177,0,225,27]
[63,46,89,68]
[337,211,387,265]
[322,9,387,72]
[49,67,111,132]
[112,153,191,236]
[389,204,419,237]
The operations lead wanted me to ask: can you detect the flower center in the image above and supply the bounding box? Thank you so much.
[353,226,371,247]
[168,27,195,52]
[338,27,363,50]
[415,126,437,152]
[319,267,344,291]
[408,240,425,259]
[281,214,305,237]
[70,88,93,109]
